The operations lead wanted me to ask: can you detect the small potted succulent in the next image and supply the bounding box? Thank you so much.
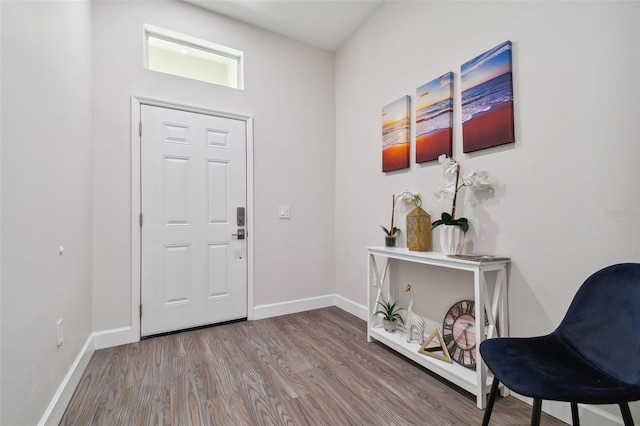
[373,299,405,332]
[381,225,400,247]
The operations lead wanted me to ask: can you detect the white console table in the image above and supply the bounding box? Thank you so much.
[367,246,510,409]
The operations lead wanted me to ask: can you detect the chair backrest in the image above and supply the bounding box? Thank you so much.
[555,263,640,386]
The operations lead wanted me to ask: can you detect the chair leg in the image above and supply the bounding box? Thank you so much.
[482,377,500,426]
[570,402,580,426]
[619,402,635,426]
[530,399,542,426]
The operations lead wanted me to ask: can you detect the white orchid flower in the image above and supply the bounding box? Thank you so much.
[438,154,458,175]
[433,156,495,227]
[434,189,448,202]
[434,181,455,201]
[401,191,421,204]
[466,170,494,192]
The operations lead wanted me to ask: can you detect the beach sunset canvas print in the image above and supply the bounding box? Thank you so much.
[461,41,515,153]
[416,72,453,163]
[382,95,410,172]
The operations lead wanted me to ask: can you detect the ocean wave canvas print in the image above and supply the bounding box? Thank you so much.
[416,72,453,163]
[461,41,515,153]
[382,95,410,172]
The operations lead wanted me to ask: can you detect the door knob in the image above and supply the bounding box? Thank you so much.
[232,229,245,240]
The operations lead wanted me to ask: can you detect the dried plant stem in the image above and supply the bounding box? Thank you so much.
[451,164,461,220]
[390,194,396,234]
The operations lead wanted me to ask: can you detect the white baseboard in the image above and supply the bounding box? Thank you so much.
[578,405,625,426]
[512,392,625,425]
[39,327,140,425]
[253,294,336,320]
[39,335,95,426]
[91,296,363,348]
[335,294,367,321]
[93,326,137,350]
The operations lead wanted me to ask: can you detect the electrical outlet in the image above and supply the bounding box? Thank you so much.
[57,318,64,347]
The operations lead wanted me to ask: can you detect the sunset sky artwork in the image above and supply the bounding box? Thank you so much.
[461,41,515,153]
[382,95,410,172]
[416,72,453,163]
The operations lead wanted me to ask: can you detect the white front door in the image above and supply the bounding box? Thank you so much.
[140,105,247,336]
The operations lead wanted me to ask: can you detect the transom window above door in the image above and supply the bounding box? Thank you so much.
[144,24,244,90]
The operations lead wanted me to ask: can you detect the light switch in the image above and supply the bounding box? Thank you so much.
[278,206,291,219]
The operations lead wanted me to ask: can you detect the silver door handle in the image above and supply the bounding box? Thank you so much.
[232,229,245,240]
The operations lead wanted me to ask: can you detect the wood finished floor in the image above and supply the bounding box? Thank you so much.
[61,307,567,425]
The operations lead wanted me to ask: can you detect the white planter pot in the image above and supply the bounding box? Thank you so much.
[440,225,464,255]
[383,319,397,332]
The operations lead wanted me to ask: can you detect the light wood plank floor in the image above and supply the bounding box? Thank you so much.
[61,307,567,425]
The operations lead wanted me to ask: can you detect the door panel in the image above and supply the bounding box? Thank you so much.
[141,105,247,336]
[163,156,191,225]
[207,160,229,223]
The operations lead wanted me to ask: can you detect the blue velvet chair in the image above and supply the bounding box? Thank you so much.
[479,263,640,426]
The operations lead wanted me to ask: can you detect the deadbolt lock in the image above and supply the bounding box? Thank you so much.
[237,207,245,226]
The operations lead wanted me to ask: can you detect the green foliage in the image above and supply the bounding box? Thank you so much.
[373,299,405,325]
[380,226,400,237]
[431,212,469,233]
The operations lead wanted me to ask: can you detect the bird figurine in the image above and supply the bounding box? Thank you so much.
[405,284,427,344]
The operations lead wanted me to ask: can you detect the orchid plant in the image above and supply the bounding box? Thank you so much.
[432,155,494,232]
[381,191,421,237]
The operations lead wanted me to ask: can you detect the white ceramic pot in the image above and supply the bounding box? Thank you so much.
[383,319,397,332]
[440,225,464,255]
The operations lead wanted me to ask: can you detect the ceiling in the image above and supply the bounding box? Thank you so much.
[183,0,386,51]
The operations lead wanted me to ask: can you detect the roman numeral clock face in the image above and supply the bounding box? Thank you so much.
[442,300,481,368]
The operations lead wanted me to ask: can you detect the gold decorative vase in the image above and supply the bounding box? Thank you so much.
[406,207,432,252]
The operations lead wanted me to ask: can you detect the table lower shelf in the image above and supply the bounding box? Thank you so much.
[368,326,489,398]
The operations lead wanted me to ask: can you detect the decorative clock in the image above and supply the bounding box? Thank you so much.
[442,300,484,368]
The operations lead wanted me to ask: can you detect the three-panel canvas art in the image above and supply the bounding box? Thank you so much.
[382,41,514,172]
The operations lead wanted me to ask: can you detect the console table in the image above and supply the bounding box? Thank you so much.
[367,246,510,409]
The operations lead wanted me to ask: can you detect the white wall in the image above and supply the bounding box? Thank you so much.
[92,0,335,332]
[0,1,94,424]
[335,1,639,423]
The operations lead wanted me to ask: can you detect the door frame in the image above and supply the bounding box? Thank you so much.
[130,96,255,341]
